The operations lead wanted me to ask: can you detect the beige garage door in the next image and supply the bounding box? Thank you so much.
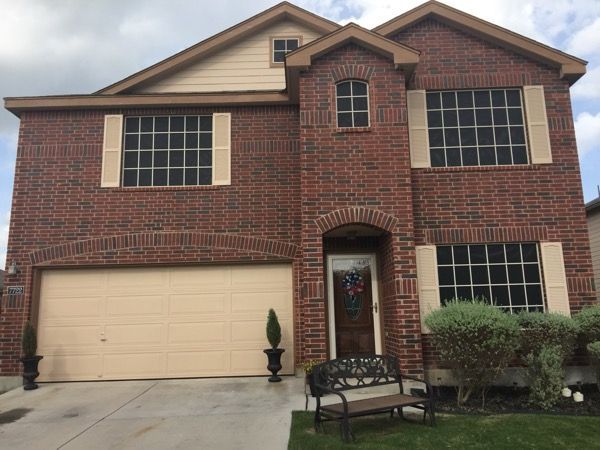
[37,264,293,382]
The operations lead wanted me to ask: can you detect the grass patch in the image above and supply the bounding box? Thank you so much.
[289,411,600,449]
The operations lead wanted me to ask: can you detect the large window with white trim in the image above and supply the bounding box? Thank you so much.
[336,80,369,128]
[436,243,544,313]
[122,115,212,187]
[427,89,528,167]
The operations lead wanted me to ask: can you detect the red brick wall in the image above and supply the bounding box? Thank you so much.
[393,19,597,370]
[1,106,302,375]
[297,44,424,375]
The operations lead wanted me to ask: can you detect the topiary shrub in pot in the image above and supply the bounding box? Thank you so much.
[424,299,520,407]
[517,312,578,409]
[21,321,43,390]
[264,308,285,382]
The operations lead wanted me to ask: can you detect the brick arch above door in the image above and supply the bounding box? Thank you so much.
[315,207,399,234]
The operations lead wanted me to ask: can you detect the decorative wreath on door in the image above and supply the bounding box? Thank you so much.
[341,269,365,320]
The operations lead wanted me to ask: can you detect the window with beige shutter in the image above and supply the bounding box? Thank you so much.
[407,90,431,168]
[416,245,441,331]
[212,113,231,185]
[540,242,570,315]
[523,85,552,164]
[101,115,123,187]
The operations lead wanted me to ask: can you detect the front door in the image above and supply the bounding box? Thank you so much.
[327,255,381,358]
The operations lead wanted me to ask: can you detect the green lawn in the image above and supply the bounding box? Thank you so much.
[288,411,600,449]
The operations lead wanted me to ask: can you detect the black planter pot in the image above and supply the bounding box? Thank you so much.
[21,355,43,391]
[263,348,285,382]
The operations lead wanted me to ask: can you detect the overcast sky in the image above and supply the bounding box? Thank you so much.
[1,0,599,268]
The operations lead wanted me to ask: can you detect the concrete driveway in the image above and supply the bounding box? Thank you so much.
[0,376,306,450]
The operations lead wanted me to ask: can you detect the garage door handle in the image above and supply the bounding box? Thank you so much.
[100,333,107,342]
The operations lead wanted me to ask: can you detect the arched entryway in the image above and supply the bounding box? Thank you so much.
[323,224,389,359]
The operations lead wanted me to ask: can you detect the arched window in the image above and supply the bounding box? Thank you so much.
[336,80,369,128]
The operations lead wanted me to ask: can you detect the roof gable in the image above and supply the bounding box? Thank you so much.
[97,2,340,95]
[286,23,419,69]
[285,23,419,102]
[373,0,586,84]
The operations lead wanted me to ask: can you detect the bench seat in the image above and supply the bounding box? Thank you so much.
[321,393,428,417]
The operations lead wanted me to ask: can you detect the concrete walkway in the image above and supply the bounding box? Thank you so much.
[0,376,307,450]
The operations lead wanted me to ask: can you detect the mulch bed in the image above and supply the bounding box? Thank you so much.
[434,384,600,416]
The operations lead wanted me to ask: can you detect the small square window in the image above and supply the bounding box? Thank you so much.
[272,38,300,64]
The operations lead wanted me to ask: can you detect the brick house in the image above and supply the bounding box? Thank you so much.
[1,1,597,388]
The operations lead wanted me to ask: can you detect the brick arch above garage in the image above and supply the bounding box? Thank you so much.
[28,232,300,265]
[315,207,399,234]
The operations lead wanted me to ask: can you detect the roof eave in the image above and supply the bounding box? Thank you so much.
[4,91,292,117]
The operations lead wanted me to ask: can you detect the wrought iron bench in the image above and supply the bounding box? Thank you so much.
[312,354,436,442]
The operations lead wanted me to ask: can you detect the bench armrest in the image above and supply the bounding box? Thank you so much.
[400,374,434,399]
[314,383,349,411]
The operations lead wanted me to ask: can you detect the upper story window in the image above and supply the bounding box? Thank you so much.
[122,115,212,187]
[437,243,544,313]
[336,80,369,128]
[426,89,528,167]
[272,38,299,64]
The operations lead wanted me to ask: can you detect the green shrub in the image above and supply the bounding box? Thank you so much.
[21,321,37,358]
[424,299,520,406]
[525,345,563,409]
[587,341,600,392]
[574,305,600,344]
[517,312,578,359]
[266,308,281,349]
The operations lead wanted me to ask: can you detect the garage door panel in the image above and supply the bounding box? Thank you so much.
[107,268,168,290]
[38,263,294,381]
[39,296,104,319]
[231,265,291,287]
[38,354,103,382]
[167,351,227,376]
[107,295,164,317]
[38,325,103,349]
[169,293,228,315]
[103,353,165,379]
[231,291,291,314]
[168,322,227,344]
[41,270,106,292]
[169,266,230,288]
[104,323,165,346]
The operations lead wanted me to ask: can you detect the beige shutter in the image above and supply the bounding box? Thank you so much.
[407,90,430,168]
[212,113,231,185]
[416,245,441,332]
[523,86,552,164]
[540,242,570,316]
[101,115,124,188]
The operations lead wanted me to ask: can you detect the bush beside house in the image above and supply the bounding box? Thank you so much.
[426,301,600,408]
[424,300,520,406]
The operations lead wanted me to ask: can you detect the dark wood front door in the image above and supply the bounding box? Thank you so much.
[331,256,376,357]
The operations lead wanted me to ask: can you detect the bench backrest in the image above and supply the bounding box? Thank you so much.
[312,354,401,392]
